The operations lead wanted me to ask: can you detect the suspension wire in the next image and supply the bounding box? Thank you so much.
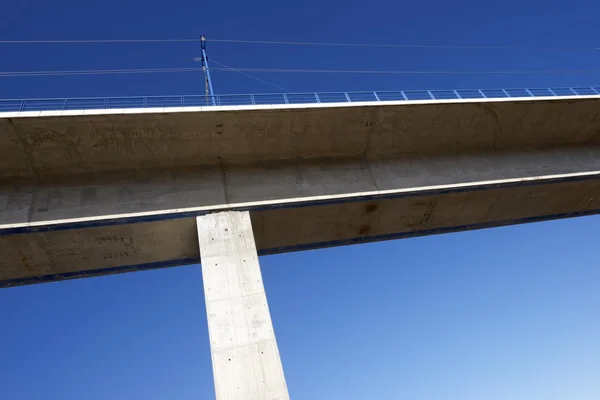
[210,59,291,92]
[2,66,600,77]
[0,37,599,51]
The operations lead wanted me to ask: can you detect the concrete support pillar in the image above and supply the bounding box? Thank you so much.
[196,211,289,400]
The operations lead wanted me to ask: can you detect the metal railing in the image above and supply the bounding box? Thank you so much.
[1,87,599,112]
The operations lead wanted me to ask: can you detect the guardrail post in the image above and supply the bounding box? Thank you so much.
[454,90,462,99]
[251,95,256,105]
[344,93,351,102]
[20,100,26,112]
[373,92,380,101]
[62,99,67,110]
[283,94,289,104]
[427,91,435,100]
[478,90,487,98]
[525,89,534,97]
[314,93,321,103]
[104,98,108,109]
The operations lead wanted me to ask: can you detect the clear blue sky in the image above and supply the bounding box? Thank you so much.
[1,1,600,399]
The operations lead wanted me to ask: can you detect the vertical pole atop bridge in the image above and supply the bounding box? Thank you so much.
[196,211,289,400]
[200,35,216,106]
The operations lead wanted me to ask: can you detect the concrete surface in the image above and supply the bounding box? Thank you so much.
[197,211,289,400]
[2,96,600,287]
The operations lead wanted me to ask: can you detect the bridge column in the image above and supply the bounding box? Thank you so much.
[196,211,290,400]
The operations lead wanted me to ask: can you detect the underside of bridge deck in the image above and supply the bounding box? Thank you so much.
[1,96,600,287]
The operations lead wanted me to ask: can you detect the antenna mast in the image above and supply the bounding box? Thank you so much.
[200,35,216,105]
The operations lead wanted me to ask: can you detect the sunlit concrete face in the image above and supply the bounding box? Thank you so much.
[2,96,600,287]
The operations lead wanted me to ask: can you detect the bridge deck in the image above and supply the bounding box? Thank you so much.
[1,90,600,287]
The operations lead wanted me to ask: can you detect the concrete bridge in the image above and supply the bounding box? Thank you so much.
[2,87,600,399]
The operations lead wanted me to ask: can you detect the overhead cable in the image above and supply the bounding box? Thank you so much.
[210,59,290,92]
[2,67,600,77]
[0,67,204,76]
[214,67,600,75]
[0,37,599,51]
[207,38,600,51]
[0,39,198,43]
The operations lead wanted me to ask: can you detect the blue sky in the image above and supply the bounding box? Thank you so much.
[1,0,600,399]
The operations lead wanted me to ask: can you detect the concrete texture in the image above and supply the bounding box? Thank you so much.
[1,96,600,287]
[197,211,289,400]
[2,97,600,180]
